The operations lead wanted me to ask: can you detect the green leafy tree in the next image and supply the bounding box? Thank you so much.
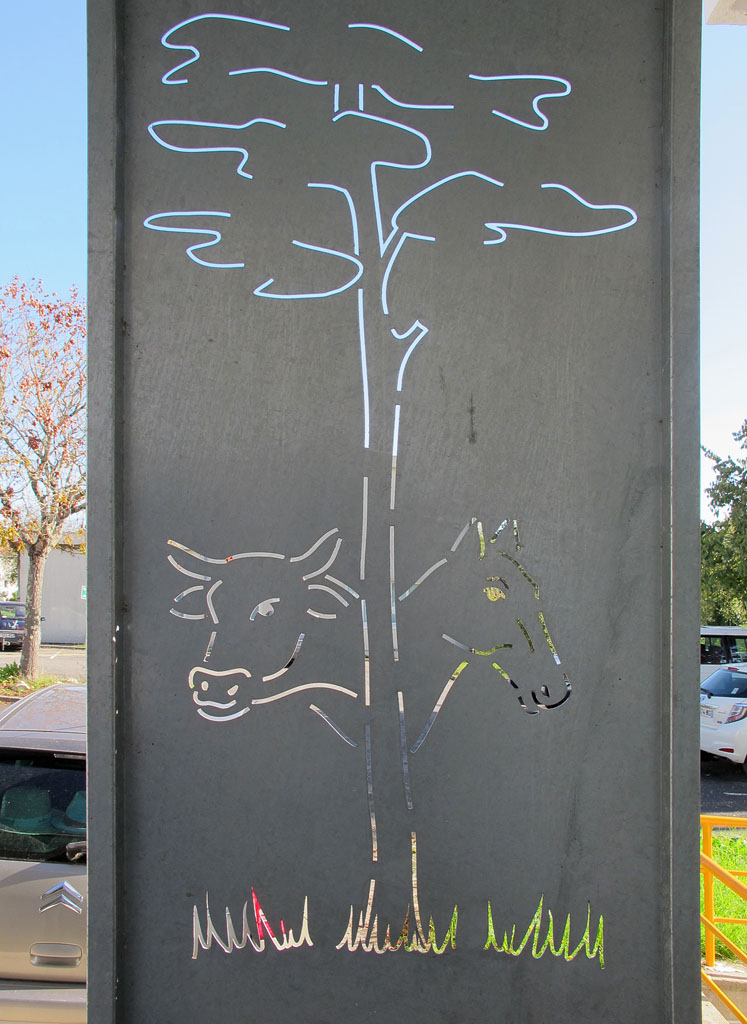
[702,420,747,625]
[0,278,86,678]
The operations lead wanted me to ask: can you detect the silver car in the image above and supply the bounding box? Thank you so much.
[0,684,86,1023]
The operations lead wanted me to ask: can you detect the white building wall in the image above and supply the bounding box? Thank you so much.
[19,547,86,644]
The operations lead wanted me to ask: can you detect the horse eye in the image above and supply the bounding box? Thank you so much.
[250,598,280,621]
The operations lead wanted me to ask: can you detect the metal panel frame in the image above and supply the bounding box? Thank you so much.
[663,1,702,1020]
[87,1,702,1018]
[87,0,123,1019]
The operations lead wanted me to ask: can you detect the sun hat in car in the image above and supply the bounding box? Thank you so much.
[0,786,53,834]
[50,791,86,834]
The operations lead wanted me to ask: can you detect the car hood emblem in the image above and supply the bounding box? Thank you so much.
[39,881,84,914]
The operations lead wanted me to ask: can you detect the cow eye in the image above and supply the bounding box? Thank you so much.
[250,598,280,621]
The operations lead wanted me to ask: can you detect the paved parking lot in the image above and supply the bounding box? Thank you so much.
[0,645,86,682]
[702,754,747,816]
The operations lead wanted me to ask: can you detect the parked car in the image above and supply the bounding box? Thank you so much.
[700,665,747,772]
[0,683,86,1022]
[701,625,747,682]
[0,602,25,651]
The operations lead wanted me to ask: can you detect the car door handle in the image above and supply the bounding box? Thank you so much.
[30,942,82,967]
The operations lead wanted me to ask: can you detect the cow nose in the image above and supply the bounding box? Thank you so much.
[200,678,232,694]
[188,667,253,723]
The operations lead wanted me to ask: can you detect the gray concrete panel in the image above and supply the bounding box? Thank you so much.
[88,2,701,1020]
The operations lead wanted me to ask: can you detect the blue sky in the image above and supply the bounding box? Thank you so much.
[701,21,747,514]
[0,4,742,517]
[0,2,86,295]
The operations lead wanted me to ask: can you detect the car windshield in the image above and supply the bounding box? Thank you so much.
[0,606,22,620]
[0,752,85,862]
[702,667,747,700]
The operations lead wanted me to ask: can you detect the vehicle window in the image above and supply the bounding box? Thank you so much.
[701,636,728,665]
[702,668,747,699]
[726,637,747,663]
[0,752,85,862]
[0,607,21,620]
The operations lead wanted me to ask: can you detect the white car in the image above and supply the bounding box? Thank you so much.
[700,664,747,771]
[0,684,86,1022]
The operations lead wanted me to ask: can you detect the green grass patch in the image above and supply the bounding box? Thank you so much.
[0,661,82,698]
[701,828,747,961]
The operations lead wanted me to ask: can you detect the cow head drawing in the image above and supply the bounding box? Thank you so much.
[167,528,357,723]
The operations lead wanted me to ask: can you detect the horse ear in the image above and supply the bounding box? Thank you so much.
[167,539,216,581]
[448,517,516,558]
[289,528,342,581]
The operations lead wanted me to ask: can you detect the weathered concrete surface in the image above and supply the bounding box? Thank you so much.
[702,995,733,1024]
[703,963,747,1023]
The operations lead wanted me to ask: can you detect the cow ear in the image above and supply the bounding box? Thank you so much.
[289,528,342,581]
[167,539,216,582]
[304,579,351,620]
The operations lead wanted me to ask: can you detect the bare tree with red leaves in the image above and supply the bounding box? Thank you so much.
[0,278,86,678]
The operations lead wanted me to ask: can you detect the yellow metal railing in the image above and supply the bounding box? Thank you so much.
[701,814,747,1024]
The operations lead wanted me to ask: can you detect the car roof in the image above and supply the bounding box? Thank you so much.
[701,626,747,637]
[0,602,24,608]
[0,684,86,755]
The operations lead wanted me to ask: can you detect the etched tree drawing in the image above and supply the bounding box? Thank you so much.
[144,12,636,953]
